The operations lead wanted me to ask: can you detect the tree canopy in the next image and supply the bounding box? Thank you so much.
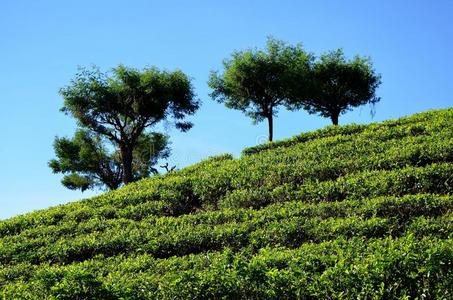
[53,65,199,187]
[208,38,313,142]
[289,49,381,125]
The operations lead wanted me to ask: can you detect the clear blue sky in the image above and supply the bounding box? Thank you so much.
[1,0,452,219]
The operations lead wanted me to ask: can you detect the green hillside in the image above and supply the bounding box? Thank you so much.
[1,108,453,299]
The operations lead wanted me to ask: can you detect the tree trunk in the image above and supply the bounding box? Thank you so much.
[331,113,339,126]
[267,115,274,142]
[120,146,134,185]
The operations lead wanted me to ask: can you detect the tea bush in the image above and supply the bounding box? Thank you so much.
[1,108,452,299]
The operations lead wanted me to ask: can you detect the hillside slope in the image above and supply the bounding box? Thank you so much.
[1,108,453,299]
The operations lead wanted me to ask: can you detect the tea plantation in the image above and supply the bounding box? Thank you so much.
[1,108,452,299]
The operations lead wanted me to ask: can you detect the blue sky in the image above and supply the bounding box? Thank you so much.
[0,0,452,219]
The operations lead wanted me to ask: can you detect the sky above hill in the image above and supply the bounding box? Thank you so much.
[0,0,452,219]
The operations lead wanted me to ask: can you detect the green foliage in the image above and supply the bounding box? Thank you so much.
[242,108,447,155]
[56,64,199,185]
[60,65,199,136]
[2,108,453,299]
[288,48,382,125]
[49,130,170,191]
[210,39,381,141]
[209,37,313,141]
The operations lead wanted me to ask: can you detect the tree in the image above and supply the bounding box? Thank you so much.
[49,130,170,191]
[290,49,381,125]
[56,64,199,185]
[208,38,313,142]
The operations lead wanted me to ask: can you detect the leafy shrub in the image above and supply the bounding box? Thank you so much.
[1,108,453,299]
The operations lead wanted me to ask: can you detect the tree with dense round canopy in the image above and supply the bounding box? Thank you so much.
[52,65,199,187]
[289,49,381,125]
[208,38,313,142]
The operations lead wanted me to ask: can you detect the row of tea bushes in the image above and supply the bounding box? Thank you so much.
[2,234,452,299]
[1,193,451,267]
